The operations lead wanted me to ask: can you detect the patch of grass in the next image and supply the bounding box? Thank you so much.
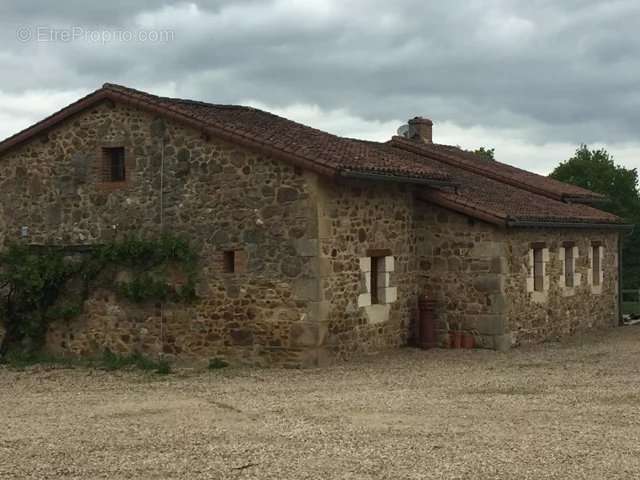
[1,351,88,369]
[208,357,229,370]
[101,349,172,374]
[155,358,172,375]
[1,348,172,375]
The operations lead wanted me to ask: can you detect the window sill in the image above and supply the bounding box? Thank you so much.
[530,290,548,303]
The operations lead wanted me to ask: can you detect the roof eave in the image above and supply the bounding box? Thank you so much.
[416,191,508,226]
[390,137,606,203]
[506,219,633,230]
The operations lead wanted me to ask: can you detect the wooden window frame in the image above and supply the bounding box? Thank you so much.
[102,146,126,183]
[370,256,380,304]
[223,250,236,274]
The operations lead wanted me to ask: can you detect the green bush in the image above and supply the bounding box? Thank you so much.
[208,357,229,370]
[155,358,172,375]
[0,234,198,359]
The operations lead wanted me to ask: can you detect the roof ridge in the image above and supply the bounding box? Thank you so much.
[389,136,604,202]
[102,82,364,142]
[0,83,450,184]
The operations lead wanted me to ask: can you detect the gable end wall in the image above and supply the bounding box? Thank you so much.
[0,101,326,367]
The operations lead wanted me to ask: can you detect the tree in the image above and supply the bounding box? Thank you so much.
[474,147,495,161]
[549,145,640,288]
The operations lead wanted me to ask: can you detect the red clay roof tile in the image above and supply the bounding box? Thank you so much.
[0,83,625,227]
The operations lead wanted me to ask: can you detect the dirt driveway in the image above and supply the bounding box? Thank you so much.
[2,328,640,480]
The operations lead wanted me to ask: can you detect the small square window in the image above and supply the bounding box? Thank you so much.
[223,251,235,273]
[102,147,126,182]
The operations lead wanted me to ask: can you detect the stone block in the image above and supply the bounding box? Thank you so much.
[293,239,318,257]
[293,278,320,301]
[299,348,330,368]
[448,257,463,271]
[230,329,254,346]
[289,322,319,348]
[363,304,391,324]
[359,257,371,272]
[487,293,507,314]
[472,274,504,293]
[474,314,506,335]
[358,293,372,307]
[526,276,534,293]
[305,301,331,323]
[493,333,513,352]
[490,257,507,274]
[378,286,397,304]
[382,255,395,272]
[470,241,505,258]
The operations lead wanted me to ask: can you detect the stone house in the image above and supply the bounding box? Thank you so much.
[0,84,630,366]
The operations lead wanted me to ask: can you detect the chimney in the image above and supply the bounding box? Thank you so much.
[408,117,433,143]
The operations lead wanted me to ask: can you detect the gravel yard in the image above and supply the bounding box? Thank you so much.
[2,328,640,480]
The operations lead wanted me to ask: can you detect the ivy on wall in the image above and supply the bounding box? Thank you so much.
[0,234,198,359]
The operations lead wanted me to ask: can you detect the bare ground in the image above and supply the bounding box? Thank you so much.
[2,328,640,479]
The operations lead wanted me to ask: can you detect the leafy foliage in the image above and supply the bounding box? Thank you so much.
[0,234,198,359]
[4,348,173,374]
[474,147,495,161]
[208,357,229,370]
[550,145,640,288]
[101,349,171,374]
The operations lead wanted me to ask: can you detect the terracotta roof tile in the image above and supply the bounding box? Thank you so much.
[390,136,604,201]
[101,84,450,181]
[0,83,626,227]
[380,142,622,225]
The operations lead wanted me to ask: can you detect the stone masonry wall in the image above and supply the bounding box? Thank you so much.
[415,201,620,348]
[0,99,621,364]
[503,229,619,344]
[414,202,509,348]
[0,100,325,367]
[316,179,417,360]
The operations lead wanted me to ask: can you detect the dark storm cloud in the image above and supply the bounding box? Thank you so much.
[1,0,639,155]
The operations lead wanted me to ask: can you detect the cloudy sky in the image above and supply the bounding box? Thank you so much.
[1,0,639,174]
